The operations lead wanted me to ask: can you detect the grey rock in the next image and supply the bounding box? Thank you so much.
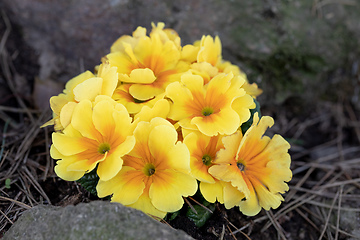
[3,201,193,240]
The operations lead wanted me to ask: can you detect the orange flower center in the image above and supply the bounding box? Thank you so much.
[201,107,214,116]
[202,154,212,166]
[143,163,156,176]
[98,143,111,154]
[237,161,246,171]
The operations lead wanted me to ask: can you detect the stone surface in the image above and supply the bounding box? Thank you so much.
[2,201,193,240]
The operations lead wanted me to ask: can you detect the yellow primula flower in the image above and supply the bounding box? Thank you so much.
[42,62,118,131]
[110,26,147,53]
[50,96,136,182]
[106,25,188,103]
[196,35,262,98]
[183,131,227,204]
[96,117,198,218]
[166,72,254,136]
[41,70,94,131]
[111,22,180,53]
[208,113,292,216]
[150,22,181,49]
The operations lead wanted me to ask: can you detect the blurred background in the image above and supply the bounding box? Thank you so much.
[0,0,359,239]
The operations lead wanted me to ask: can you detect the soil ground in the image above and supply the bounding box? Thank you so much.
[1,10,360,240]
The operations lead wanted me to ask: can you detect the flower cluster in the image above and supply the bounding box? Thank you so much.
[44,23,291,218]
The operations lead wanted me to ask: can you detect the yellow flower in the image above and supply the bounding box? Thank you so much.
[96,117,198,218]
[208,113,292,216]
[110,22,180,53]
[218,62,263,98]
[150,22,181,49]
[196,35,262,98]
[183,131,227,203]
[106,25,188,102]
[42,63,118,131]
[41,70,94,131]
[166,72,254,136]
[110,26,146,53]
[197,35,222,66]
[50,96,136,182]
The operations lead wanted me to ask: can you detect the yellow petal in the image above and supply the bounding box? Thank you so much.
[98,63,118,96]
[59,102,77,129]
[238,114,273,158]
[166,81,193,120]
[129,83,164,101]
[265,134,291,167]
[111,166,146,205]
[50,144,64,159]
[223,181,245,209]
[215,131,243,164]
[253,178,284,211]
[73,77,103,102]
[200,181,224,203]
[181,44,199,62]
[71,100,99,140]
[206,72,233,97]
[183,132,215,183]
[148,124,177,163]
[51,132,87,156]
[197,35,221,66]
[191,108,240,136]
[190,159,215,183]
[132,121,152,151]
[97,136,136,181]
[167,142,191,173]
[127,191,167,219]
[262,161,292,194]
[54,158,86,181]
[231,94,254,124]
[67,157,102,172]
[129,68,157,84]
[237,185,262,216]
[150,170,197,212]
[49,94,69,116]
[112,109,136,139]
[134,99,170,122]
[96,171,125,198]
[107,52,135,74]
[208,164,250,198]
[64,70,95,98]
[180,73,204,93]
[242,82,263,98]
[92,99,116,137]
[190,62,218,80]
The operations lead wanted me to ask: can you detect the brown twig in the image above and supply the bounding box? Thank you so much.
[0,195,31,210]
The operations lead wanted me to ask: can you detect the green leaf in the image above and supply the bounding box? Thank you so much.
[76,169,99,196]
[240,98,261,134]
[186,201,216,228]
[5,178,11,189]
[165,210,181,222]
